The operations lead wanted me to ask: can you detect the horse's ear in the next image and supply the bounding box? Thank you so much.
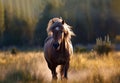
[62,20,65,24]
[59,17,62,20]
[52,20,54,23]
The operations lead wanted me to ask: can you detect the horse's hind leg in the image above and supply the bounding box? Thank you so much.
[64,62,69,79]
[60,65,64,79]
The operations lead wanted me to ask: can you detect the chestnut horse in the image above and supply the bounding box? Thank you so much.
[44,17,75,81]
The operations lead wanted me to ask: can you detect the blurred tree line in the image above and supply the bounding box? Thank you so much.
[0,0,120,48]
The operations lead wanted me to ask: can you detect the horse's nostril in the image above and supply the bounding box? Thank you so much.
[53,42,59,49]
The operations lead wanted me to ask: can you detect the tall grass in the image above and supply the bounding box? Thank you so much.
[0,51,120,83]
[94,35,114,55]
[0,51,46,83]
[69,52,120,83]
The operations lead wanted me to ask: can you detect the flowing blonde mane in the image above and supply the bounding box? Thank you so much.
[47,17,75,40]
[63,23,75,40]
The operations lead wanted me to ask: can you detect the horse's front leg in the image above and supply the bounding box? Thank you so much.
[51,67,57,83]
[51,67,57,80]
[47,62,57,80]
[60,62,69,80]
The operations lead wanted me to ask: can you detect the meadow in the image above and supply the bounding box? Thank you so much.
[0,50,120,83]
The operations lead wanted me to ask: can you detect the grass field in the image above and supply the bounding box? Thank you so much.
[0,50,120,83]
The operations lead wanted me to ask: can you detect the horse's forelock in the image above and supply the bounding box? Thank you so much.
[47,18,62,36]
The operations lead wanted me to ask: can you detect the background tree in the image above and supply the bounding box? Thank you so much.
[0,0,5,46]
[0,0,120,48]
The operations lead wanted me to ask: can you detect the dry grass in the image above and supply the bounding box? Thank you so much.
[69,52,120,83]
[0,51,50,83]
[0,50,120,83]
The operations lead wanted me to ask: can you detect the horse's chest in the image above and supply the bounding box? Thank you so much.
[52,52,69,64]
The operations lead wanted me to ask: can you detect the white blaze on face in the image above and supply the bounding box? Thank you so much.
[55,27,59,31]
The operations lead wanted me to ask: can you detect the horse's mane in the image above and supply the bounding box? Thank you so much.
[63,23,75,40]
[47,17,75,40]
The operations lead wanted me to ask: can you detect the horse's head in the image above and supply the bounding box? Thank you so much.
[47,17,75,50]
[50,20,65,50]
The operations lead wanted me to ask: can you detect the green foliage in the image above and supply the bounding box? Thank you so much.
[0,0,4,44]
[94,35,114,55]
[0,0,120,47]
[74,45,88,53]
[3,10,34,46]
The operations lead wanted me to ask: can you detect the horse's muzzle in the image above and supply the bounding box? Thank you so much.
[53,42,59,49]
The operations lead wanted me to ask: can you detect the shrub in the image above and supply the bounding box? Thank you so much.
[11,47,18,55]
[74,45,88,53]
[94,35,114,55]
[115,35,120,44]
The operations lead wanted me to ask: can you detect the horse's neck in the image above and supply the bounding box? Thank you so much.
[60,39,69,51]
[61,39,65,49]
[45,36,52,43]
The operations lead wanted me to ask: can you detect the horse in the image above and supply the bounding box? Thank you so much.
[44,17,75,81]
